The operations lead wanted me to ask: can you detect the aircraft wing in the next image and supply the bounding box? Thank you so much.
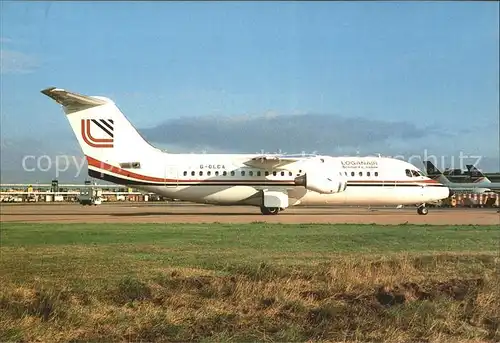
[243,155,301,169]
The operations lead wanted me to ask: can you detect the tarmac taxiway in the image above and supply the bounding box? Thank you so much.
[1,203,498,225]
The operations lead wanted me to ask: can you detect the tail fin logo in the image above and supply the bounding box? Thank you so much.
[81,119,114,148]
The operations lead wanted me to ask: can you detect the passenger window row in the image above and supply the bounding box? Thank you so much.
[182,170,296,177]
[181,169,380,177]
[344,171,379,177]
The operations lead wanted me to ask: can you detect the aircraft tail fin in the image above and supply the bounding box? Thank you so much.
[466,164,491,183]
[41,87,160,172]
[424,160,451,184]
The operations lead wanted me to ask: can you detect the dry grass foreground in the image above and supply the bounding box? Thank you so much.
[0,223,499,342]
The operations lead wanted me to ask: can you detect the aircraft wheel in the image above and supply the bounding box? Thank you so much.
[260,206,280,215]
[417,206,428,215]
[268,207,280,215]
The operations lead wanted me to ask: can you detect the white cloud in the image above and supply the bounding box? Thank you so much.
[0,49,39,74]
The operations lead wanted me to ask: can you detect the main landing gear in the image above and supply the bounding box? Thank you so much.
[260,206,282,215]
[417,204,428,215]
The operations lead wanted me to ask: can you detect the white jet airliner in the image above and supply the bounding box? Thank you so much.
[41,87,451,215]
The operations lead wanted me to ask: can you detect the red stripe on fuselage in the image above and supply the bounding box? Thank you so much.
[86,156,442,185]
[350,179,439,184]
[86,156,294,184]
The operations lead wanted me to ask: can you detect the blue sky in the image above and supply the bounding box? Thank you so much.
[1,1,499,163]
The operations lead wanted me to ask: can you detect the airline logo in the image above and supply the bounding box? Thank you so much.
[81,119,114,148]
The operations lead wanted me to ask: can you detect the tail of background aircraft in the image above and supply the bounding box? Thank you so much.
[423,161,452,184]
[41,87,161,167]
[466,164,491,183]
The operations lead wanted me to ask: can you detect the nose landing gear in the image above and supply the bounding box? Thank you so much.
[260,206,281,215]
[417,204,428,215]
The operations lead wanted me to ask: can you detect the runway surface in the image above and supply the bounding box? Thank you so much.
[1,203,499,225]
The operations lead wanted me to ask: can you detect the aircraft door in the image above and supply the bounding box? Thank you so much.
[165,165,178,188]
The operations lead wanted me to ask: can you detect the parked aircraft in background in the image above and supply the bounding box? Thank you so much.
[424,161,495,194]
[466,165,500,191]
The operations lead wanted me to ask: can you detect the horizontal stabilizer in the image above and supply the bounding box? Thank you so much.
[41,87,108,110]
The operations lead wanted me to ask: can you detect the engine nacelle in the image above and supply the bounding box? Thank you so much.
[294,172,347,194]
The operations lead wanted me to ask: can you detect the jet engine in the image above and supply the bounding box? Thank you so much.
[294,171,347,194]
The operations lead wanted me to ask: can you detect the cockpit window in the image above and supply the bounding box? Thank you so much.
[405,169,412,177]
[411,170,420,177]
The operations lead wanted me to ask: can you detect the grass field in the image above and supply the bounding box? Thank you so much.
[1,223,499,342]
